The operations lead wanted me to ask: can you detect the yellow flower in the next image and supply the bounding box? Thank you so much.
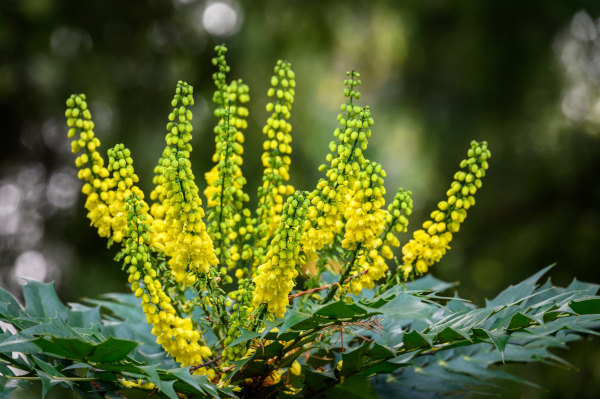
[400,140,490,279]
[150,81,218,284]
[253,192,308,318]
[254,60,296,267]
[205,46,253,273]
[290,360,302,376]
[122,194,212,369]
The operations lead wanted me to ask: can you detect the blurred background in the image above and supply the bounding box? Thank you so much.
[1,0,599,397]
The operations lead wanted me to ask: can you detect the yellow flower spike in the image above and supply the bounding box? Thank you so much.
[254,60,296,267]
[121,194,212,370]
[342,161,388,294]
[150,81,218,283]
[105,143,149,243]
[378,188,413,260]
[205,45,253,274]
[65,94,116,239]
[301,73,375,262]
[253,192,308,318]
[400,140,491,279]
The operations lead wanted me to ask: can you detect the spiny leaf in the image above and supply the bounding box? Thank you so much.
[314,300,375,319]
[278,310,312,335]
[0,287,24,324]
[0,334,40,353]
[138,365,178,399]
[402,330,434,350]
[226,328,261,348]
[569,298,600,315]
[508,312,540,330]
[472,329,509,360]
[437,326,471,343]
[340,342,370,375]
[485,264,553,308]
[33,337,95,359]
[404,274,456,292]
[87,337,138,363]
[22,280,68,320]
[168,367,220,397]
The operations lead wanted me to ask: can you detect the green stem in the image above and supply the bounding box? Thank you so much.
[321,244,361,304]
[215,105,233,265]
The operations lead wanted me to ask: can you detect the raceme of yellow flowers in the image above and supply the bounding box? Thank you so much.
[65,45,490,381]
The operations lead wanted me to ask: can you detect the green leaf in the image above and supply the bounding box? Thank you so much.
[404,274,456,292]
[473,329,509,360]
[368,343,396,360]
[565,279,600,297]
[229,355,253,380]
[138,365,178,399]
[22,280,68,320]
[0,287,24,323]
[91,361,143,375]
[260,320,283,339]
[21,317,89,339]
[88,337,138,362]
[67,304,102,329]
[0,334,40,353]
[360,289,398,309]
[569,298,600,315]
[0,375,29,399]
[226,328,261,348]
[35,369,73,397]
[326,374,379,399]
[437,327,471,343]
[402,330,434,350]
[33,337,95,360]
[85,296,145,324]
[486,264,553,308]
[253,341,285,359]
[341,342,370,375]
[508,312,539,330]
[278,310,312,335]
[315,300,374,319]
[33,356,65,378]
[302,368,336,394]
[168,368,220,397]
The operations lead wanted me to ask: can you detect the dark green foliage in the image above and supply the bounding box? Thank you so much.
[0,267,598,398]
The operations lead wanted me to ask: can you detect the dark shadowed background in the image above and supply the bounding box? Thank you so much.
[1,0,599,397]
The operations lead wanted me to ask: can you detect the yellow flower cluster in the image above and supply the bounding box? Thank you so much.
[67,95,148,245]
[342,162,386,250]
[66,94,112,238]
[120,378,155,390]
[380,188,413,259]
[205,78,250,208]
[123,194,213,372]
[65,46,495,387]
[342,162,387,294]
[400,140,491,279]
[301,72,373,260]
[150,81,218,285]
[254,60,296,265]
[253,192,308,318]
[105,144,146,243]
[205,46,253,274]
[345,189,412,294]
[346,251,387,294]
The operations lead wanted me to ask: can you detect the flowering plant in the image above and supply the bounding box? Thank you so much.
[0,45,599,399]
